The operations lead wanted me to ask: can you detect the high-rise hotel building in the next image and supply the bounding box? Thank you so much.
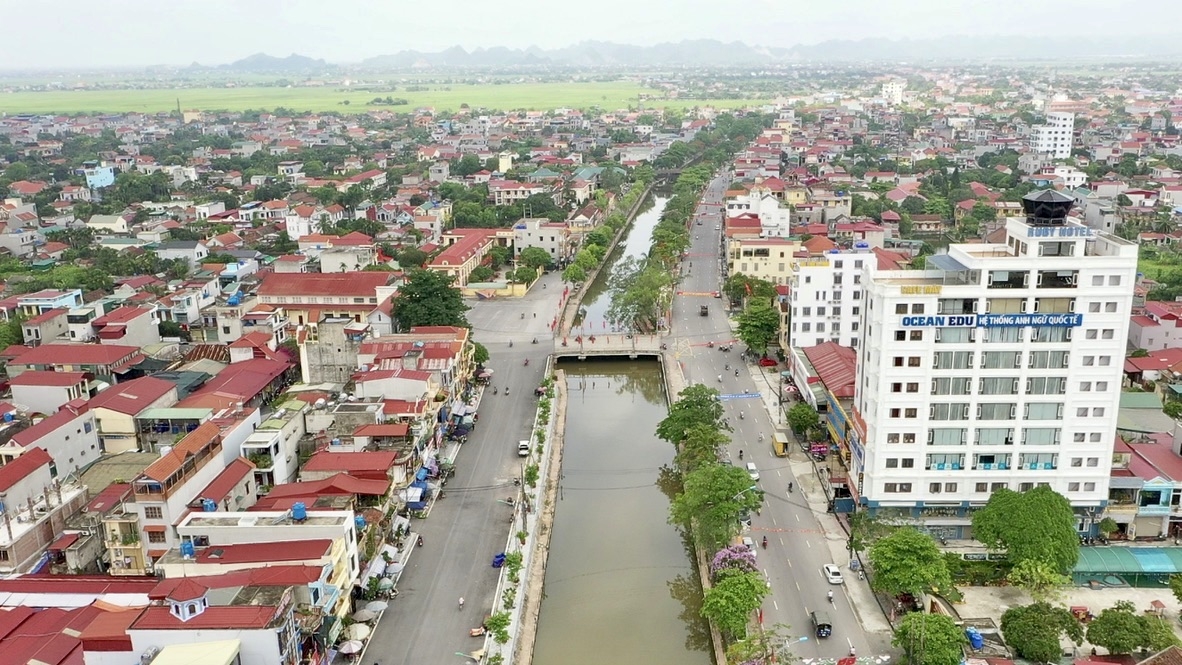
[851,191,1137,535]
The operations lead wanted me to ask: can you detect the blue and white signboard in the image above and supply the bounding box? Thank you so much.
[901,313,1083,328]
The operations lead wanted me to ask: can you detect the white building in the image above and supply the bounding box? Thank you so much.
[788,245,873,350]
[851,191,1137,536]
[513,217,571,264]
[725,191,792,237]
[882,80,906,106]
[1030,112,1075,160]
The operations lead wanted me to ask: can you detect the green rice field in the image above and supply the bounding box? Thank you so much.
[0,82,769,114]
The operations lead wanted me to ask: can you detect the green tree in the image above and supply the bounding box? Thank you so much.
[700,570,768,638]
[657,384,725,444]
[390,269,469,331]
[1087,601,1147,654]
[469,266,495,282]
[517,247,553,271]
[901,196,927,215]
[868,527,953,597]
[562,264,587,283]
[971,486,1079,574]
[1146,616,1182,650]
[607,257,674,332]
[4,162,30,181]
[0,315,25,349]
[848,511,894,558]
[1006,558,1070,602]
[453,154,482,177]
[511,266,537,284]
[158,321,185,338]
[394,247,428,269]
[669,463,763,551]
[472,341,489,365]
[1001,602,1083,663]
[893,612,965,665]
[786,402,819,436]
[736,299,780,355]
[487,245,511,269]
[678,423,730,473]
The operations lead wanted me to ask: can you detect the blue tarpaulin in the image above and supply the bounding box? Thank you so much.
[415,468,429,482]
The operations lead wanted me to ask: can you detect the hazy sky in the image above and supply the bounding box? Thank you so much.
[1,0,1178,69]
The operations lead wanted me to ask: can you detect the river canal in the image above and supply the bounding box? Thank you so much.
[532,192,712,665]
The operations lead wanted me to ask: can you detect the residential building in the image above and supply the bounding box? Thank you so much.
[724,191,792,237]
[882,79,906,106]
[9,370,89,414]
[488,179,549,206]
[240,400,308,488]
[513,217,573,264]
[2,400,99,478]
[1129,302,1182,352]
[726,237,803,287]
[21,308,68,346]
[788,245,873,349]
[88,376,179,454]
[6,344,143,385]
[256,272,398,328]
[17,289,83,316]
[89,305,161,348]
[0,448,89,573]
[153,241,210,267]
[851,191,1137,536]
[1030,112,1076,160]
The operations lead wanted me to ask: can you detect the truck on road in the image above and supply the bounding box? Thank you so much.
[699,305,709,316]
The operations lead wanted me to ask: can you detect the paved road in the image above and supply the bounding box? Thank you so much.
[363,273,562,664]
[671,171,885,657]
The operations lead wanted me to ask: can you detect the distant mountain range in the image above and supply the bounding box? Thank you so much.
[209,36,1182,72]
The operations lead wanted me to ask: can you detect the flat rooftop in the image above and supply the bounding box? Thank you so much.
[177,511,349,529]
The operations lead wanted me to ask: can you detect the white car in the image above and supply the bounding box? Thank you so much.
[746,462,760,481]
[823,563,844,584]
[742,536,758,558]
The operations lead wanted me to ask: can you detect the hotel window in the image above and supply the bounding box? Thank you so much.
[1109,276,1122,286]
[894,331,906,341]
[906,383,919,393]
[1023,428,1060,445]
[976,428,1013,445]
[935,327,973,343]
[928,428,966,446]
[980,377,1018,395]
[977,403,1015,420]
[1088,302,1101,312]
[1076,408,1090,417]
[981,351,1020,369]
[911,304,925,314]
[975,483,989,493]
[930,403,969,420]
[908,356,921,367]
[904,408,918,418]
[886,433,900,443]
[1085,482,1096,491]
[986,298,1024,314]
[1080,381,1092,392]
[909,330,923,341]
[1096,381,1108,391]
[893,357,904,367]
[984,327,1022,343]
[903,433,916,443]
[1031,326,1071,343]
[1105,302,1118,312]
[1069,482,1081,492]
[1091,275,1104,286]
[890,408,901,418]
[1099,356,1111,366]
[933,351,973,369]
[1026,377,1066,395]
[1025,403,1063,420]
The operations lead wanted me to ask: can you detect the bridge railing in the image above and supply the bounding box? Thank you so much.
[552,334,663,355]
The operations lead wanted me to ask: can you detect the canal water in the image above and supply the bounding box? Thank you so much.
[532,192,712,665]
[572,194,669,332]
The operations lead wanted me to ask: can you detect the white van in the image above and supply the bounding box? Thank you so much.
[517,440,530,457]
[746,462,760,481]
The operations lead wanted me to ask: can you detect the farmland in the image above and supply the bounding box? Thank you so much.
[0,81,769,114]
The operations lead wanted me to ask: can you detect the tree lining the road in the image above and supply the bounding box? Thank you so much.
[971,485,1080,575]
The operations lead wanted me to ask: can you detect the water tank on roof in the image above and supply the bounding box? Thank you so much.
[854,241,870,250]
[201,499,216,512]
[331,438,341,446]
[2,412,12,423]
[291,502,307,521]
[354,515,367,530]
[180,541,196,559]
[227,294,241,306]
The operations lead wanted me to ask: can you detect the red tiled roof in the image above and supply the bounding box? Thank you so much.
[429,229,496,268]
[178,358,290,406]
[802,342,857,398]
[165,578,208,602]
[0,444,54,486]
[0,573,159,595]
[25,308,67,326]
[302,450,396,477]
[11,402,89,447]
[142,421,221,482]
[9,344,141,368]
[198,457,256,504]
[354,423,409,437]
[86,483,132,514]
[264,472,389,498]
[87,376,175,415]
[9,370,87,387]
[92,305,151,326]
[194,539,333,564]
[130,605,279,630]
[257,271,394,297]
[148,565,321,600]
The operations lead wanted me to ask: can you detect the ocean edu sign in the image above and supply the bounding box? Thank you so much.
[900,313,1083,328]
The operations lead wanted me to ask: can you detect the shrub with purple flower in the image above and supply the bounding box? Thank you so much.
[711,544,757,580]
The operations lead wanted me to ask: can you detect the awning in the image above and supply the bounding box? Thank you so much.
[143,525,167,533]
[401,486,424,503]
[48,533,79,551]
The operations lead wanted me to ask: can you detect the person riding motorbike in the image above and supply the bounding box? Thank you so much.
[717,374,722,383]
[738,450,744,460]
[458,597,465,610]
[524,358,529,366]
[417,535,424,547]
[827,590,834,603]
[762,536,768,549]
[735,369,740,377]
[787,482,793,493]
